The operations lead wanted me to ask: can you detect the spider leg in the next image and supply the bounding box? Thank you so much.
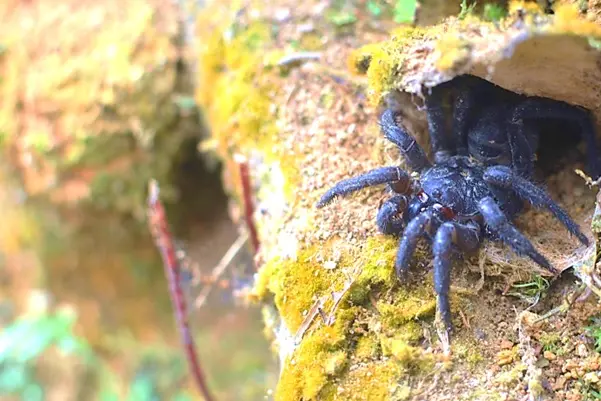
[425,85,453,163]
[379,109,432,172]
[377,195,408,235]
[432,221,481,331]
[483,165,589,246]
[512,97,601,178]
[395,208,436,278]
[316,166,410,208]
[477,196,556,273]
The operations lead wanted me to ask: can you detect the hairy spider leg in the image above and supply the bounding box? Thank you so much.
[425,85,453,163]
[512,97,601,179]
[432,221,481,331]
[379,109,432,172]
[477,196,555,273]
[316,166,410,207]
[377,194,408,235]
[395,207,436,278]
[483,165,589,246]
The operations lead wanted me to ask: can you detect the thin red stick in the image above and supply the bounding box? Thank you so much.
[147,180,216,401]
[237,156,260,255]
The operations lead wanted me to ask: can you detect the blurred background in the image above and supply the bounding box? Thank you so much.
[0,0,279,400]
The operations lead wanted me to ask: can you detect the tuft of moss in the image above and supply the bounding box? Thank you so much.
[347,27,425,105]
[276,317,354,400]
[327,359,403,401]
[381,336,435,373]
[376,292,436,331]
[354,334,381,360]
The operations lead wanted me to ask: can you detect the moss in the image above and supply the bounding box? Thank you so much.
[347,237,398,304]
[551,3,601,36]
[454,341,485,368]
[251,243,347,333]
[348,27,425,105]
[354,334,381,360]
[381,336,435,373]
[434,34,471,71]
[328,359,404,401]
[276,317,354,400]
[376,293,436,331]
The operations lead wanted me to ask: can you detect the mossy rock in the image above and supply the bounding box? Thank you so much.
[197,0,601,399]
[0,0,200,220]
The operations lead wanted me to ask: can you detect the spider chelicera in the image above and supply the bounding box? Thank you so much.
[392,74,601,179]
[316,108,589,332]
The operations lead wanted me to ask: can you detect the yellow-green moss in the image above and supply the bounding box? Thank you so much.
[276,320,353,400]
[381,336,435,372]
[348,27,425,105]
[251,243,347,332]
[253,233,443,400]
[376,293,436,331]
[325,359,404,401]
[354,334,381,360]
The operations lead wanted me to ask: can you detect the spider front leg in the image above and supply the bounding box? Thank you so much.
[512,97,601,178]
[483,165,589,246]
[432,221,481,331]
[316,166,411,207]
[380,109,432,172]
[477,196,555,273]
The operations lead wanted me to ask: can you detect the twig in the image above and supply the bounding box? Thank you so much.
[147,179,216,401]
[195,233,249,308]
[235,155,260,255]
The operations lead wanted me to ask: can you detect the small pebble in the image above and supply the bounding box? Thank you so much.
[576,343,588,358]
[543,350,556,361]
[500,339,514,350]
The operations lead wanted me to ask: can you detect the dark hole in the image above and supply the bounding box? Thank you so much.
[168,135,231,235]
[534,118,584,177]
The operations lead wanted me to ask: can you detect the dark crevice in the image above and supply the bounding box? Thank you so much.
[168,135,231,236]
[534,118,585,178]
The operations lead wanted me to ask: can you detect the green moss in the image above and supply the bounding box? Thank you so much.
[454,341,485,368]
[252,244,347,332]
[347,236,398,304]
[328,359,403,401]
[346,27,425,105]
[381,336,435,373]
[276,319,353,400]
[539,331,565,355]
[376,294,436,331]
[354,334,381,360]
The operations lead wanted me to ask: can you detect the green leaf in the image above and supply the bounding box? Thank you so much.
[366,0,383,17]
[483,4,507,22]
[394,0,417,23]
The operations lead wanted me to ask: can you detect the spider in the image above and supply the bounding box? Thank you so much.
[393,74,601,179]
[316,108,589,332]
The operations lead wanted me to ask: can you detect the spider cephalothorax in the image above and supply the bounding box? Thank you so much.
[391,74,601,179]
[317,108,589,332]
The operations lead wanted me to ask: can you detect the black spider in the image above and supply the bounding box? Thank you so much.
[316,108,589,332]
[396,74,601,179]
